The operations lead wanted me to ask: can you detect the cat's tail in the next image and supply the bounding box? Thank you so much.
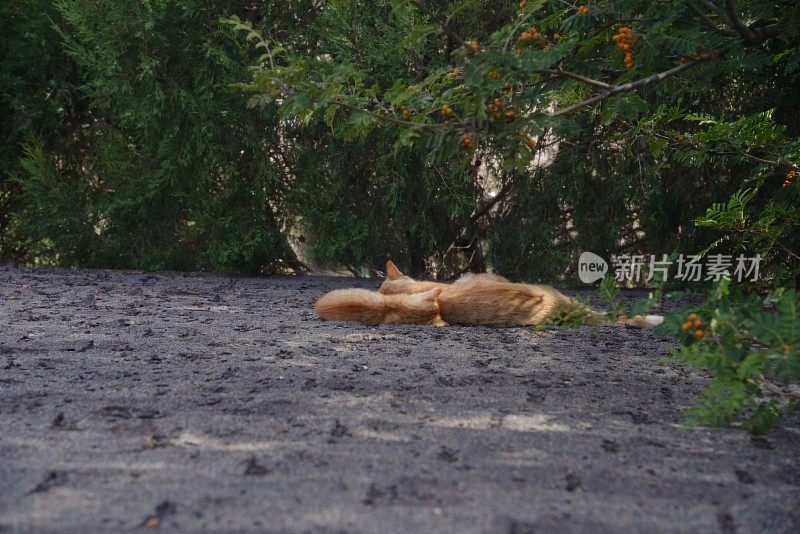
[314,288,387,325]
[585,311,664,328]
[616,314,664,328]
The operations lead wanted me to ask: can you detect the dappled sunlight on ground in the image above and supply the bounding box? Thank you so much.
[1,266,798,531]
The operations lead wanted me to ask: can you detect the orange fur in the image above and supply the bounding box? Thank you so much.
[314,287,447,326]
[453,272,510,284]
[379,260,662,328]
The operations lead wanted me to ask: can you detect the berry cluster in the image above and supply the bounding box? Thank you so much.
[612,27,635,69]
[783,169,798,189]
[461,134,475,150]
[577,5,590,15]
[440,104,454,125]
[514,130,537,149]
[487,98,516,123]
[681,313,705,339]
[679,47,711,64]
[518,26,541,43]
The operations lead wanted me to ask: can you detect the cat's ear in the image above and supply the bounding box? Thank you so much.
[419,287,442,302]
[386,260,404,280]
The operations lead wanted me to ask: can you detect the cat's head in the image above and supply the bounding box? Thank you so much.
[379,260,417,294]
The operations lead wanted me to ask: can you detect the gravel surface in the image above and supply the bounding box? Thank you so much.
[1,265,798,532]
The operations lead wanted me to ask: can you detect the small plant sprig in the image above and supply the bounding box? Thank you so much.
[660,278,800,434]
[597,274,663,318]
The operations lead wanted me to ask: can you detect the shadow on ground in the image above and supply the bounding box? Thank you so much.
[0,266,798,532]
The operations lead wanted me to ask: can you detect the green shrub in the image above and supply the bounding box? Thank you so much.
[661,278,799,434]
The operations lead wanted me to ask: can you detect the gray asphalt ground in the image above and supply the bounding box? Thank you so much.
[1,265,798,532]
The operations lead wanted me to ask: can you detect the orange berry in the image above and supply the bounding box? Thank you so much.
[783,182,791,189]
[526,137,537,148]
[554,33,561,40]
[688,313,697,321]
[487,70,499,80]
[469,40,480,52]
[494,98,503,106]
[441,104,452,116]
[402,108,410,119]
[612,35,621,42]
[622,43,632,52]
[506,110,517,118]
[682,322,692,332]
[519,0,526,8]
[619,27,630,34]
[461,134,475,148]
[694,330,705,339]
[519,32,532,42]
[693,319,703,328]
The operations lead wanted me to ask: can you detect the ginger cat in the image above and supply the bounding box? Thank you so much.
[379,260,663,328]
[314,287,448,326]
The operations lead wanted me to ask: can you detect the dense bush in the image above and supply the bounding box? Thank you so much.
[3,0,797,281]
[3,1,307,272]
[225,0,799,282]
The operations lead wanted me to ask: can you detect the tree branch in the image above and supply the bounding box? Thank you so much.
[437,180,515,273]
[412,0,466,47]
[700,0,724,13]
[723,0,758,45]
[751,23,780,43]
[334,101,448,130]
[687,2,737,37]
[548,57,706,117]
[535,68,614,90]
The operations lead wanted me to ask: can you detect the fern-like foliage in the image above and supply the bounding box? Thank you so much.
[661,278,800,434]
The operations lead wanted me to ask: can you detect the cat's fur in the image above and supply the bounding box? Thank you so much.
[379,260,663,328]
[314,287,448,326]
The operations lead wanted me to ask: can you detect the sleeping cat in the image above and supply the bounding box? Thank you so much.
[314,260,662,327]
